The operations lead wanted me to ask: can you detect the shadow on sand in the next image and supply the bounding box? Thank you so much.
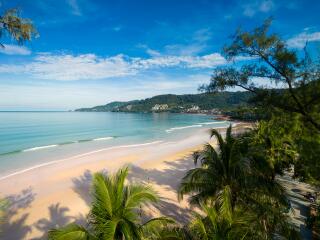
[30,203,87,240]
[1,187,36,240]
[1,188,87,240]
[1,154,196,239]
[70,154,195,224]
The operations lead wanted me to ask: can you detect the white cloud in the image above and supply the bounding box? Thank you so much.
[0,52,233,81]
[287,31,320,49]
[31,53,135,80]
[133,53,227,70]
[66,0,82,16]
[0,44,31,55]
[243,0,275,17]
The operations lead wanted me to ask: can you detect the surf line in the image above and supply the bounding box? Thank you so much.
[0,140,164,181]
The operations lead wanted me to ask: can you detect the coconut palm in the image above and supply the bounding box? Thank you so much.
[0,8,37,46]
[48,167,173,240]
[157,187,254,240]
[178,125,299,239]
[187,186,254,240]
[178,125,249,207]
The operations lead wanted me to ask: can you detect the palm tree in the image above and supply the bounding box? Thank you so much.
[158,187,254,240]
[178,125,299,239]
[178,125,249,207]
[188,186,254,240]
[0,8,37,46]
[48,167,173,240]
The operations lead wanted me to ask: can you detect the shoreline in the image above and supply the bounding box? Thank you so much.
[0,123,251,239]
[0,122,235,180]
[0,140,164,181]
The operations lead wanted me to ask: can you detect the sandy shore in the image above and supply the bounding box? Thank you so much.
[0,124,250,239]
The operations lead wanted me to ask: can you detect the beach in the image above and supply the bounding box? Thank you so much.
[0,124,249,239]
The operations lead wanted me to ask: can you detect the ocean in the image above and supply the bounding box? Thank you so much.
[0,111,230,177]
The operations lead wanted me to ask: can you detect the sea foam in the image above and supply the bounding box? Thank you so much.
[93,137,114,141]
[23,144,58,152]
[166,124,203,133]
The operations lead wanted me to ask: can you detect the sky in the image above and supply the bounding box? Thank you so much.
[0,0,320,110]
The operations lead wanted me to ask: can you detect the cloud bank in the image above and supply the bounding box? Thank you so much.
[0,52,229,81]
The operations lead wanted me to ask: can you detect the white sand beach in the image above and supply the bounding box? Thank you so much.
[0,124,250,239]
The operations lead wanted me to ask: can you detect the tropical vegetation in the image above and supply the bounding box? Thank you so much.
[179,125,299,239]
[48,167,174,240]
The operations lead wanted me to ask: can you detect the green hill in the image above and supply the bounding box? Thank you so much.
[75,92,252,113]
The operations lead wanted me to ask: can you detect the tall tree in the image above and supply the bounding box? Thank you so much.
[200,19,320,131]
[178,125,249,208]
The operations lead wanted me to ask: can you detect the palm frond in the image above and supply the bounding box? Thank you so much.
[48,223,95,240]
[125,184,158,209]
[142,217,176,239]
[217,185,232,221]
[92,172,113,218]
[210,128,225,149]
[114,167,129,210]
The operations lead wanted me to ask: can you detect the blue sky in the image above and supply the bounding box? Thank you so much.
[0,0,319,110]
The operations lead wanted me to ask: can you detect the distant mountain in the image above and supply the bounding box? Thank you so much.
[75,101,138,112]
[75,92,253,113]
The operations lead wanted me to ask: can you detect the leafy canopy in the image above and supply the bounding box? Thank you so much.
[201,19,320,131]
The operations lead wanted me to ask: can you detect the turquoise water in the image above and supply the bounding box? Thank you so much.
[0,112,230,176]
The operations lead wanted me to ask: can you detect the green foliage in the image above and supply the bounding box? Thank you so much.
[251,116,298,177]
[47,224,95,240]
[222,106,269,121]
[48,167,174,240]
[249,111,320,185]
[0,8,38,46]
[179,126,299,239]
[188,192,252,240]
[178,125,249,207]
[75,92,253,113]
[293,120,320,184]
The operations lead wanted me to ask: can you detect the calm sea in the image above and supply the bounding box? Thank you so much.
[0,112,230,177]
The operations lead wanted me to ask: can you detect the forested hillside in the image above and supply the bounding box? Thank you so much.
[75,91,252,113]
